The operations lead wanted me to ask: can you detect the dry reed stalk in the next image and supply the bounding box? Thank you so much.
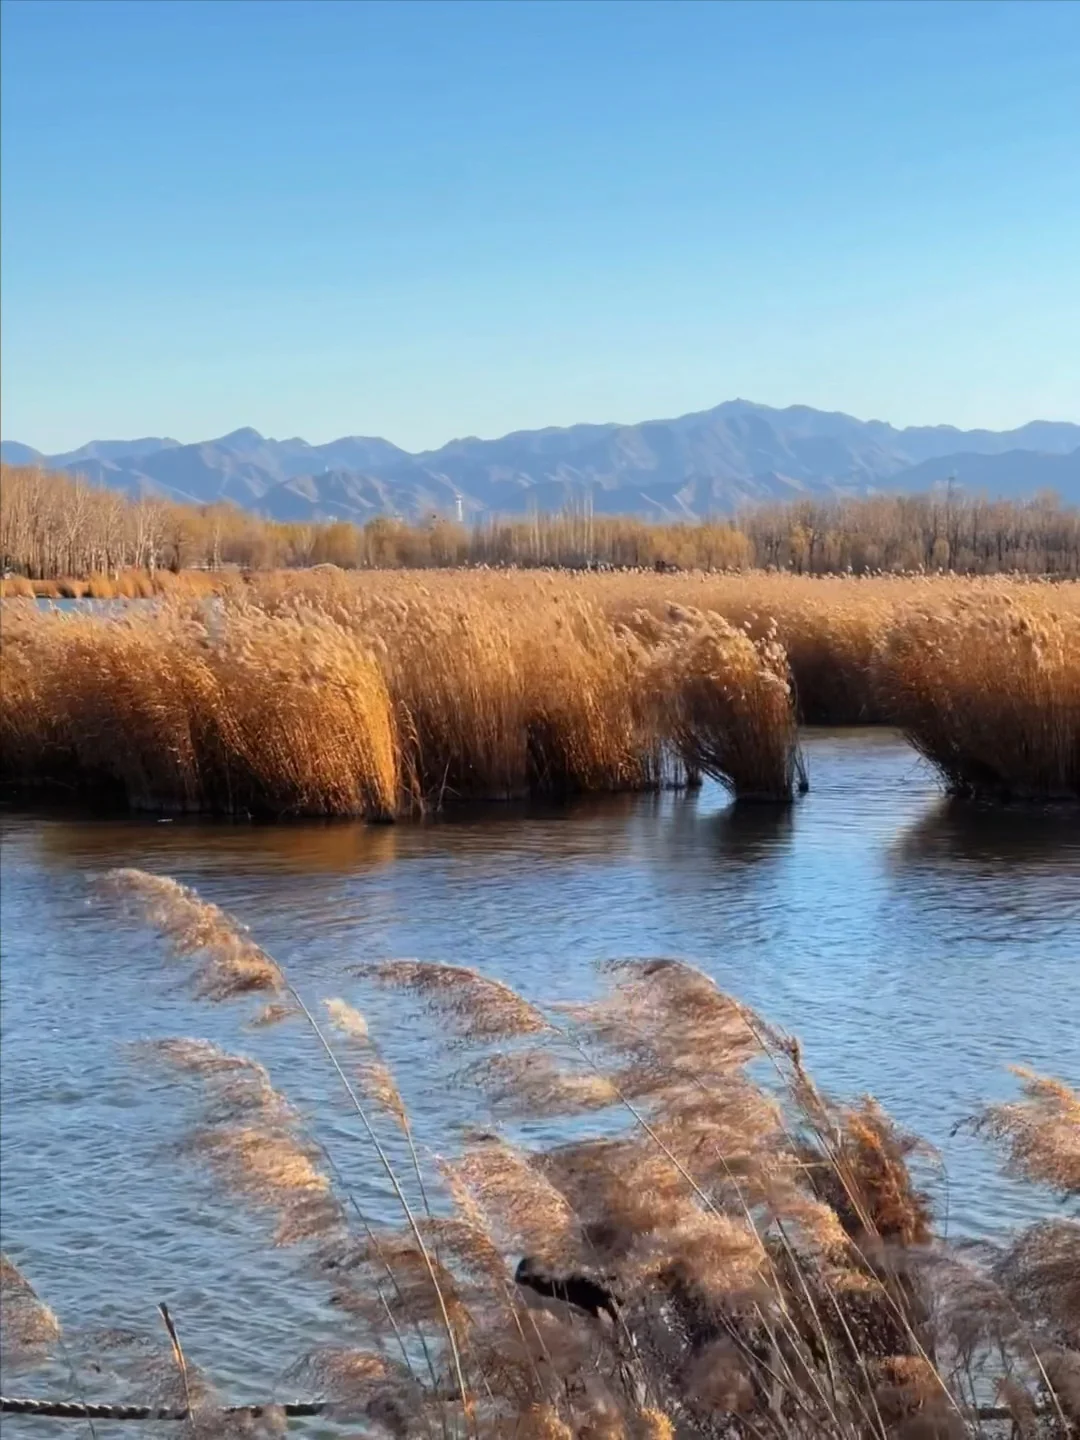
[523,598,665,797]
[108,870,473,1434]
[876,593,1080,800]
[307,582,666,805]
[378,593,533,805]
[6,568,1079,814]
[608,571,898,725]
[28,877,1080,1435]
[323,994,438,1229]
[205,602,399,818]
[0,601,398,816]
[0,574,35,597]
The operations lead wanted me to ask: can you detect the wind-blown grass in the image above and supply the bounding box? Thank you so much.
[2,571,1077,811]
[0,601,398,817]
[0,582,804,813]
[875,593,1080,800]
[13,870,1075,1438]
[632,604,807,800]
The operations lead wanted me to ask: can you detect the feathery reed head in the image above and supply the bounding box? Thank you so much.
[368,960,551,1042]
[323,996,408,1127]
[147,1037,342,1246]
[103,868,283,999]
[0,1254,61,1357]
[974,1068,1080,1197]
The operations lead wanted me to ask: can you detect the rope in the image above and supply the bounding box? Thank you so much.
[0,1394,1035,1423]
[0,1396,325,1420]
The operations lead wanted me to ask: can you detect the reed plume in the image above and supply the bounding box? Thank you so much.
[973,1068,1080,1197]
[369,960,551,1042]
[144,1037,342,1246]
[15,869,1078,1436]
[103,869,283,999]
[0,1254,61,1357]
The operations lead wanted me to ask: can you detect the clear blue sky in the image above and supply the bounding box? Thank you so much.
[2,0,1078,453]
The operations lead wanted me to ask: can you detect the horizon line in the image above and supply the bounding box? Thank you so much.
[7,397,1080,460]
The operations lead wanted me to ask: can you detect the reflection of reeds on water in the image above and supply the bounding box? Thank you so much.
[34,811,403,879]
[707,799,796,866]
[894,797,1080,870]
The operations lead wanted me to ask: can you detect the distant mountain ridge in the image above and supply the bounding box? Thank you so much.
[4,400,1078,521]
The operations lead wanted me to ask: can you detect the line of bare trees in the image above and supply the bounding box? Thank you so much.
[742,492,1080,576]
[2,464,1078,578]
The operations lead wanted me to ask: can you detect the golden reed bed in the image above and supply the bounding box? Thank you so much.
[6,867,1077,1437]
[2,570,1078,813]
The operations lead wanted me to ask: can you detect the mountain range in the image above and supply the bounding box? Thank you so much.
[4,400,1078,522]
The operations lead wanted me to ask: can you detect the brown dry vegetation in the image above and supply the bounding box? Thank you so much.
[0,568,224,600]
[4,462,1080,580]
[2,569,1078,810]
[10,868,1076,1438]
[0,600,399,818]
[875,592,1080,801]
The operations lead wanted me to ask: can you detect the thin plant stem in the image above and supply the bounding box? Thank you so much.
[281,980,474,1440]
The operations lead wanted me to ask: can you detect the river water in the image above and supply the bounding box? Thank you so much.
[2,731,1078,1427]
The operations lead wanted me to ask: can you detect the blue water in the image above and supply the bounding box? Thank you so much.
[2,731,1077,1430]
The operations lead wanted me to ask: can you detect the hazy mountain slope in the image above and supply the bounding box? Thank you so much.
[5,401,1077,520]
[0,441,45,467]
[881,446,1080,499]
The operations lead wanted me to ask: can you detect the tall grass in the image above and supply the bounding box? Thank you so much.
[876,593,1080,800]
[309,584,669,803]
[0,568,228,600]
[1,581,805,813]
[0,602,398,817]
[628,604,806,799]
[3,571,1078,811]
[12,870,1076,1437]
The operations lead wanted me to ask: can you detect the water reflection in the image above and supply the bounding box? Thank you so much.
[708,799,796,865]
[29,809,404,876]
[894,797,1080,870]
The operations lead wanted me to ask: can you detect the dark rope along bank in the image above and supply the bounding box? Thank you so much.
[0,1263,1053,1425]
[0,1395,1031,1424]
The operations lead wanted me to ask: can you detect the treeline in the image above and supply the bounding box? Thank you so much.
[743,493,1080,576]
[2,462,1079,577]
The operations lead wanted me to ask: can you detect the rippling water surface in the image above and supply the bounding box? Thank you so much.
[2,731,1077,1428]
